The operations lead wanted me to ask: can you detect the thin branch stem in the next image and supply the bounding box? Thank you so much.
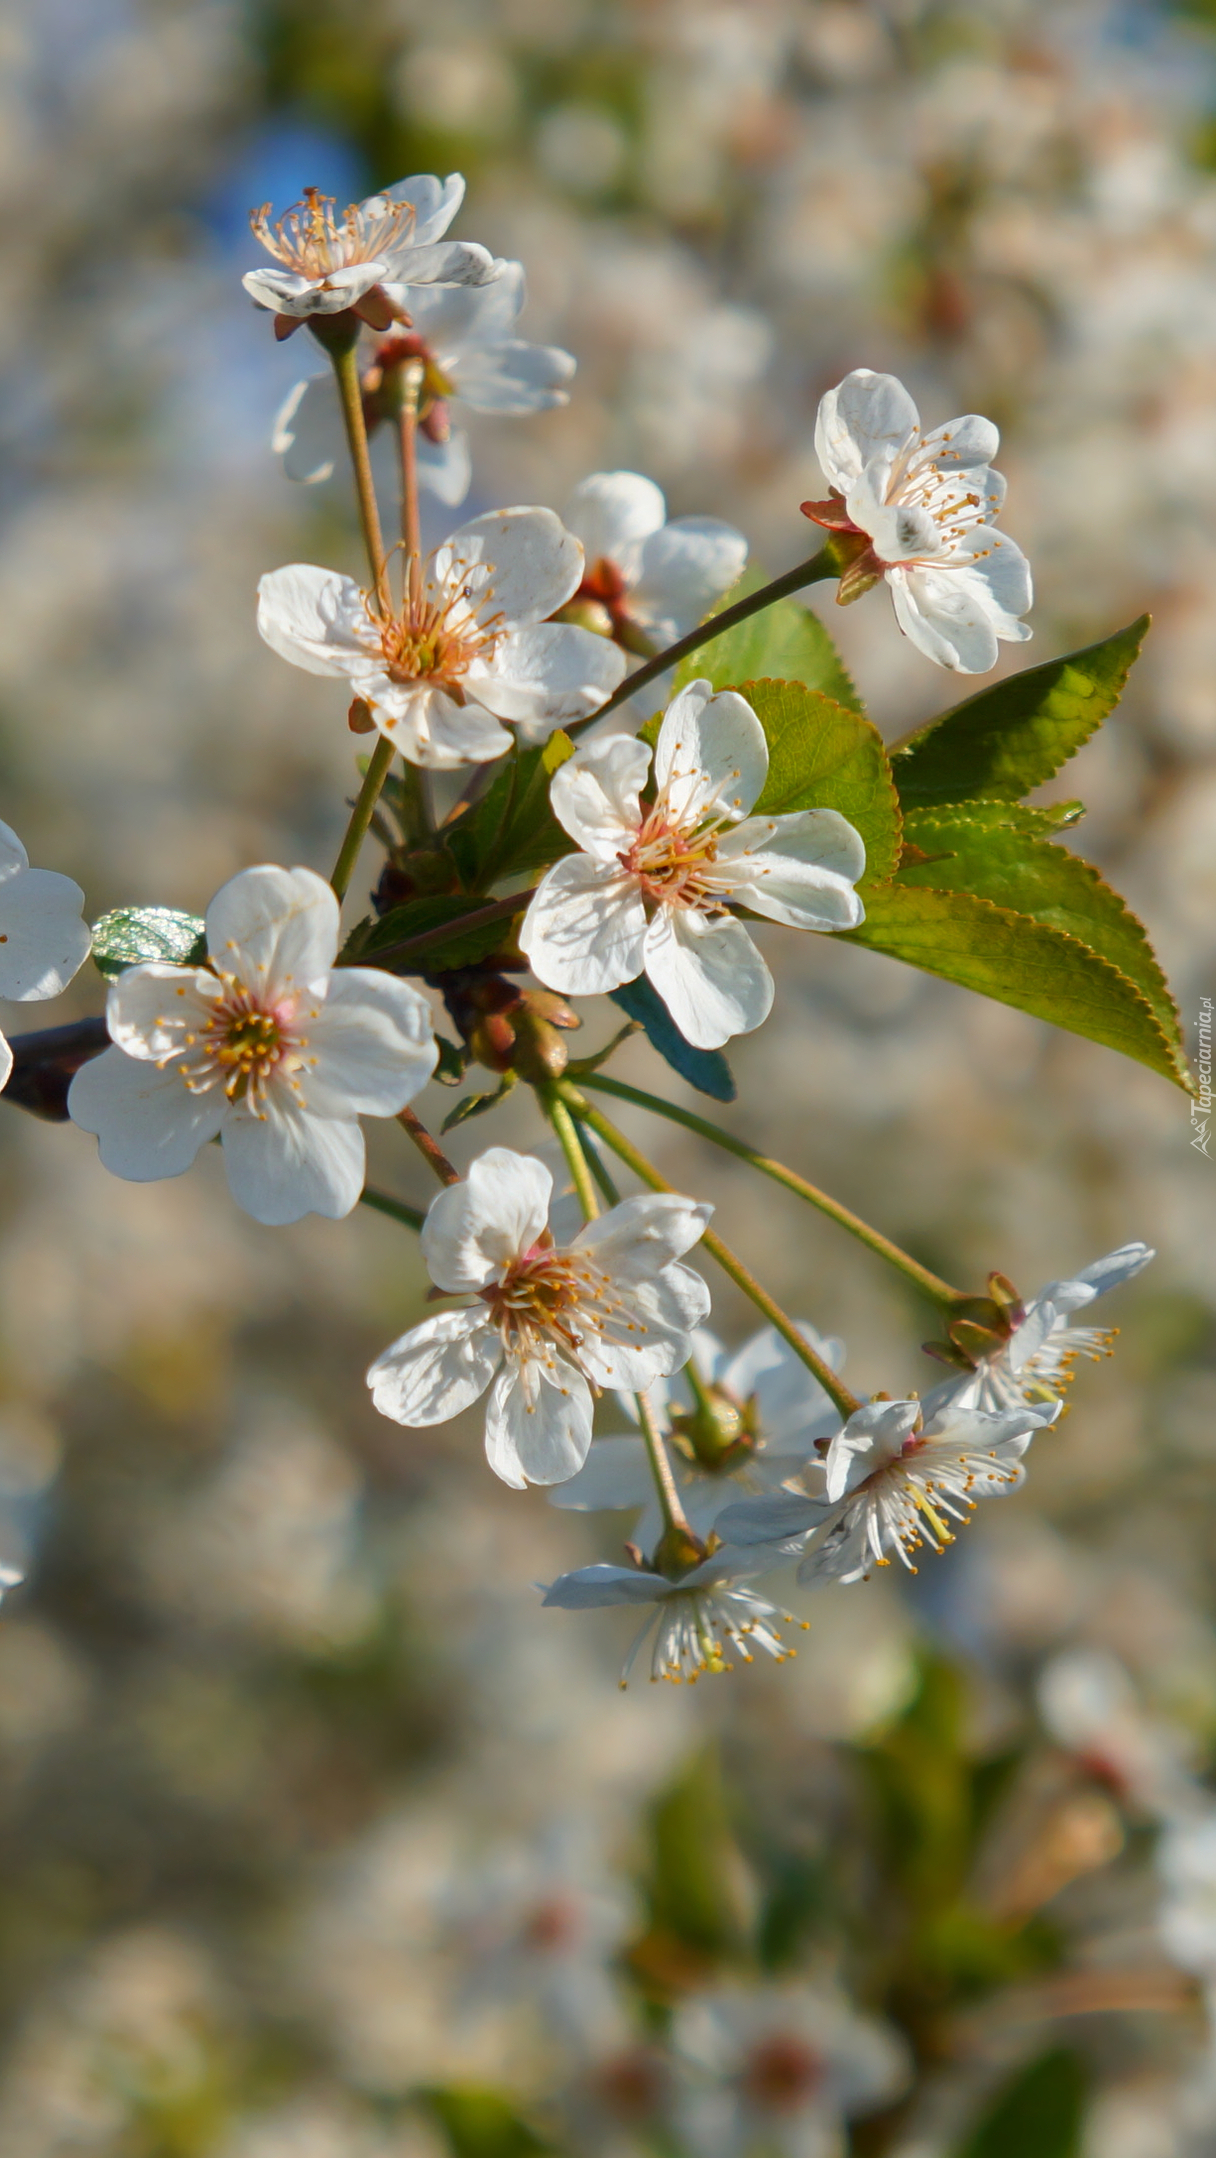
[573,544,838,732]
[395,358,425,608]
[576,1072,963,1308]
[331,732,397,902]
[329,338,387,603]
[398,1105,461,1187]
[359,1186,425,1233]
[634,1388,694,1541]
[542,1086,600,1221]
[564,1089,860,1422]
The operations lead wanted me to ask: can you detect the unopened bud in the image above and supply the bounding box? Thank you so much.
[550,597,615,637]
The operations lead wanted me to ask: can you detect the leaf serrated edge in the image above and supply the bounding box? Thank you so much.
[846,885,1195,1094]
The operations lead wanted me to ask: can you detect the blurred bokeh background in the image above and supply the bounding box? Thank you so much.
[0,0,1215,2151]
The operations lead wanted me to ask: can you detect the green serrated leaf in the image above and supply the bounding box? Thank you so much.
[846,885,1190,1090]
[352,895,518,973]
[897,805,1188,1082]
[608,978,736,1102]
[744,679,902,888]
[956,2049,1087,2158]
[891,616,1149,808]
[91,906,207,980]
[419,2086,551,2158]
[441,1075,516,1132]
[446,735,576,891]
[674,583,863,713]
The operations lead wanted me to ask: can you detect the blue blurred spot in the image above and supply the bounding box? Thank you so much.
[203,119,367,252]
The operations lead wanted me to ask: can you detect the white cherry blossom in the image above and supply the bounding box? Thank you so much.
[273,264,575,506]
[922,1242,1155,1418]
[541,1548,806,1687]
[520,679,865,1049]
[561,471,748,653]
[366,1147,712,1490]
[673,1983,909,2158]
[718,1397,1056,1584]
[804,368,1032,673]
[0,818,92,1095]
[550,1320,843,1548]
[242,174,503,331]
[68,865,436,1227]
[257,508,626,769]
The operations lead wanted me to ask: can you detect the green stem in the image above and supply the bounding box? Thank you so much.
[574,545,838,732]
[565,1089,860,1422]
[681,1351,719,1425]
[359,1186,425,1233]
[634,1388,694,1542]
[329,337,388,601]
[331,732,397,902]
[542,1086,600,1221]
[576,1072,962,1308]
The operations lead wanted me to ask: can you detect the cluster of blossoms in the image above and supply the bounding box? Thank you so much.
[0,167,1153,1690]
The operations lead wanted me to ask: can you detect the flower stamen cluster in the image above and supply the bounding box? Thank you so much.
[250,187,416,283]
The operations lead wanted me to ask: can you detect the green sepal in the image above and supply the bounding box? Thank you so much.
[91,906,207,980]
[745,679,902,889]
[896,802,1188,1082]
[846,883,1191,1091]
[891,615,1149,808]
[674,579,862,713]
[608,977,736,1102]
[441,1073,516,1133]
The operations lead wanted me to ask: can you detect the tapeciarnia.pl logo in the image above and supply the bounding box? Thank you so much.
[1193,997,1213,1158]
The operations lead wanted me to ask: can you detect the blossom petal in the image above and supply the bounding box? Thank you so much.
[380,240,504,291]
[381,172,465,247]
[68,1047,227,1179]
[0,1030,9,1095]
[631,518,749,642]
[520,855,648,994]
[205,865,339,1001]
[562,472,667,583]
[416,428,472,506]
[542,1564,666,1609]
[371,684,512,769]
[0,866,91,999]
[272,375,342,483]
[716,810,865,930]
[421,1147,553,1294]
[653,682,767,823]
[408,259,524,343]
[547,1436,650,1512]
[303,970,437,1116]
[548,736,650,856]
[452,340,576,414]
[573,1194,713,1283]
[483,1359,593,1489]
[220,1098,365,1224]
[105,962,220,1062]
[890,532,1032,674]
[437,506,583,630]
[473,624,626,736]
[643,907,772,1050]
[242,264,387,316]
[0,820,28,882]
[580,1264,713,1390]
[715,1491,828,1545]
[815,369,920,493]
[257,564,374,677]
[367,1307,501,1425]
[823,1401,921,1503]
[919,413,1001,470]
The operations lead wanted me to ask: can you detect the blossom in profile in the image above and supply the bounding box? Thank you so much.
[560,470,748,654]
[718,1397,1055,1584]
[921,1243,1155,1417]
[68,865,436,1226]
[367,1147,712,1490]
[673,1983,909,2158]
[542,1548,805,1688]
[273,264,576,508]
[242,174,503,332]
[550,1320,843,1548]
[520,679,865,1049]
[803,368,1032,673]
[0,818,93,1095]
[257,508,625,769]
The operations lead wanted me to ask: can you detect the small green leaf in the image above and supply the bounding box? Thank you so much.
[897,804,1188,1083]
[891,616,1149,807]
[441,1075,516,1132]
[745,679,902,888]
[91,906,207,980]
[351,896,519,973]
[846,885,1190,1090]
[956,2049,1087,2158]
[675,585,863,714]
[447,734,576,889]
[608,978,736,1102]
[419,2087,551,2158]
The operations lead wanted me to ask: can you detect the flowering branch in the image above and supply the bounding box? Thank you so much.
[573,542,839,731]
[574,1072,964,1308]
[562,1086,862,1421]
